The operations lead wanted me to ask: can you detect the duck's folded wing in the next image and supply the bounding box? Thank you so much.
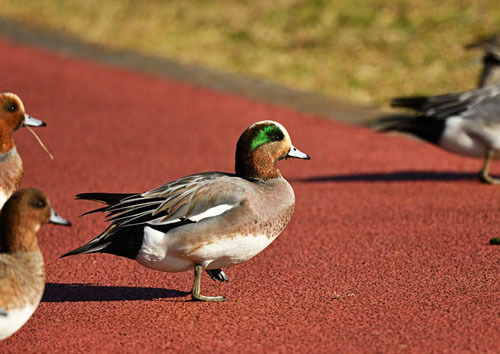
[100,172,247,227]
[391,84,500,120]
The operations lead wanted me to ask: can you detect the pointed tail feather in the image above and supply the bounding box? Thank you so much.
[76,192,136,205]
[60,225,117,258]
[372,113,444,145]
[391,96,429,111]
[60,239,112,258]
[369,113,418,132]
[61,224,143,260]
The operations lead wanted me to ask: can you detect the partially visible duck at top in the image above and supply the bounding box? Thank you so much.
[0,93,46,208]
[62,121,310,302]
[380,84,500,184]
[0,188,71,340]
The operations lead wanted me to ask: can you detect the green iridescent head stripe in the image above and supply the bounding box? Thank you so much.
[2,100,11,112]
[250,124,282,151]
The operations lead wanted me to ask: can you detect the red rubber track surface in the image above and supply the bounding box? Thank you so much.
[1,37,500,353]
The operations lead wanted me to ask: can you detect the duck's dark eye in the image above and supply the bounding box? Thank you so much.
[32,199,46,209]
[270,130,284,141]
[8,103,17,113]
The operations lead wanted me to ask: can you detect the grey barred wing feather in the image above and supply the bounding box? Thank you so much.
[460,88,500,124]
[89,172,247,228]
[391,84,500,120]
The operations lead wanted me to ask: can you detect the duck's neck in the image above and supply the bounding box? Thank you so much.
[479,54,500,87]
[235,146,281,181]
[0,130,15,154]
[0,147,18,163]
[0,214,39,253]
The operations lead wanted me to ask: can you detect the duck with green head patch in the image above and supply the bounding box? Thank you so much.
[62,121,310,302]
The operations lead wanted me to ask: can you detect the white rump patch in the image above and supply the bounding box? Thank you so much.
[0,303,37,340]
[136,226,192,272]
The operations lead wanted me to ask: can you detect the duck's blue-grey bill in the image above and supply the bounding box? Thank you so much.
[287,145,310,160]
[50,209,72,226]
[24,114,47,127]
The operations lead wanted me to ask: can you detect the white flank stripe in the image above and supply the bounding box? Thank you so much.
[188,204,234,222]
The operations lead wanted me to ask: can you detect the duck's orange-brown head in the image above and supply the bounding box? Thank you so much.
[235,121,310,181]
[0,188,70,253]
[0,93,46,153]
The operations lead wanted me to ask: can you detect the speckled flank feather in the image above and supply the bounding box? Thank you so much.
[0,252,45,310]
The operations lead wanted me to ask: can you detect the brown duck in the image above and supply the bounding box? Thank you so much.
[0,188,70,340]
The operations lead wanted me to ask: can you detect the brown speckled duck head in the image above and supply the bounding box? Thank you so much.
[235,121,310,181]
[0,93,46,153]
[0,188,70,253]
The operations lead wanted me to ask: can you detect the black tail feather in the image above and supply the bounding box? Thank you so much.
[371,114,416,132]
[61,224,145,260]
[391,96,429,111]
[76,192,136,206]
[373,114,445,145]
[60,238,112,258]
[79,206,111,217]
[76,192,138,217]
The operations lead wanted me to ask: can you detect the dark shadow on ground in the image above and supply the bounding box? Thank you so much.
[295,171,480,183]
[42,282,189,302]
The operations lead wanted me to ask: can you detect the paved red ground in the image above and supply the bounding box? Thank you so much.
[1,36,500,353]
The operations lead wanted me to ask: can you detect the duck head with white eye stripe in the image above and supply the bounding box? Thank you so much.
[235,120,310,181]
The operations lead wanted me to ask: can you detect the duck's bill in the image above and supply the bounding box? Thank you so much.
[50,209,72,226]
[24,114,47,127]
[287,145,310,160]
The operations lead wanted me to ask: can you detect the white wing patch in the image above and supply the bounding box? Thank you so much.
[188,204,234,222]
[147,203,235,226]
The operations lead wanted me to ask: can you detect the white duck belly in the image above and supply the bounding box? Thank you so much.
[0,303,37,340]
[439,116,498,157]
[136,226,279,272]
